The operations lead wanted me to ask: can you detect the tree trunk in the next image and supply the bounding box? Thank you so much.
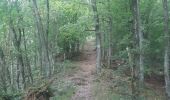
[107,0,113,68]
[132,0,144,86]
[137,0,144,88]
[46,0,52,77]
[162,0,170,99]
[9,15,26,89]
[31,0,51,78]
[91,0,101,73]
[126,47,136,100]
[131,0,143,99]
[23,29,33,84]
[0,47,7,93]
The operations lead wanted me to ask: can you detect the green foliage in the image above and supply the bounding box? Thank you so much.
[0,0,168,99]
[103,0,165,76]
[49,0,93,54]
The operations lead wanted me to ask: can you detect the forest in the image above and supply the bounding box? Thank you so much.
[0,0,170,100]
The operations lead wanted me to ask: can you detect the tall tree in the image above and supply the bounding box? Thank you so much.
[31,0,51,78]
[91,0,101,73]
[162,0,170,99]
[107,0,113,68]
[137,0,144,88]
[131,0,144,99]
[9,0,26,89]
[133,0,144,86]
[0,47,7,93]
[45,0,52,76]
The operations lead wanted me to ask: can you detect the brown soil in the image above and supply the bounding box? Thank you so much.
[69,40,96,100]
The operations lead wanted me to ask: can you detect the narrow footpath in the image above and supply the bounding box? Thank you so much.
[70,40,96,100]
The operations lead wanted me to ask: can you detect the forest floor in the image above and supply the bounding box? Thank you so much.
[51,39,97,100]
[51,39,166,100]
[70,39,96,100]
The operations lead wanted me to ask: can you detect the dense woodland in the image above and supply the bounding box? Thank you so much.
[0,0,170,100]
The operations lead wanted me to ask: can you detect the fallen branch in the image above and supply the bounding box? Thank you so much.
[24,77,56,100]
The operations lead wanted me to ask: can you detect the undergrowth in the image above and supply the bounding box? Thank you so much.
[92,67,166,100]
[50,60,78,100]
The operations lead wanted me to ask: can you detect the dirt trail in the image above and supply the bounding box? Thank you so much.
[71,40,96,100]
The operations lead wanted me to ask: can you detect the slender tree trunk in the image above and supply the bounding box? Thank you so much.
[137,0,144,88]
[91,0,101,73]
[16,60,20,90]
[107,19,112,68]
[132,0,144,88]
[46,0,52,76]
[31,0,51,78]
[10,51,14,91]
[23,29,33,84]
[126,47,136,100]
[9,17,26,90]
[31,0,44,76]
[107,0,113,68]
[162,0,170,99]
[0,47,7,93]
[131,0,143,99]
[12,0,27,90]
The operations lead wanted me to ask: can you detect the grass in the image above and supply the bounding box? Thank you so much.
[92,80,132,100]
[50,60,79,100]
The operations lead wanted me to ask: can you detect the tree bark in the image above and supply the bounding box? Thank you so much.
[0,47,7,93]
[131,0,143,99]
[31,0,51,78]
[91,0,101,73]
[10,24,26,90]
[162,0,170,99]
[46,0,52,76]
[137,0,144,88]
[23,29,33,84]
[107,0,113,68]
[9,9,26,89]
